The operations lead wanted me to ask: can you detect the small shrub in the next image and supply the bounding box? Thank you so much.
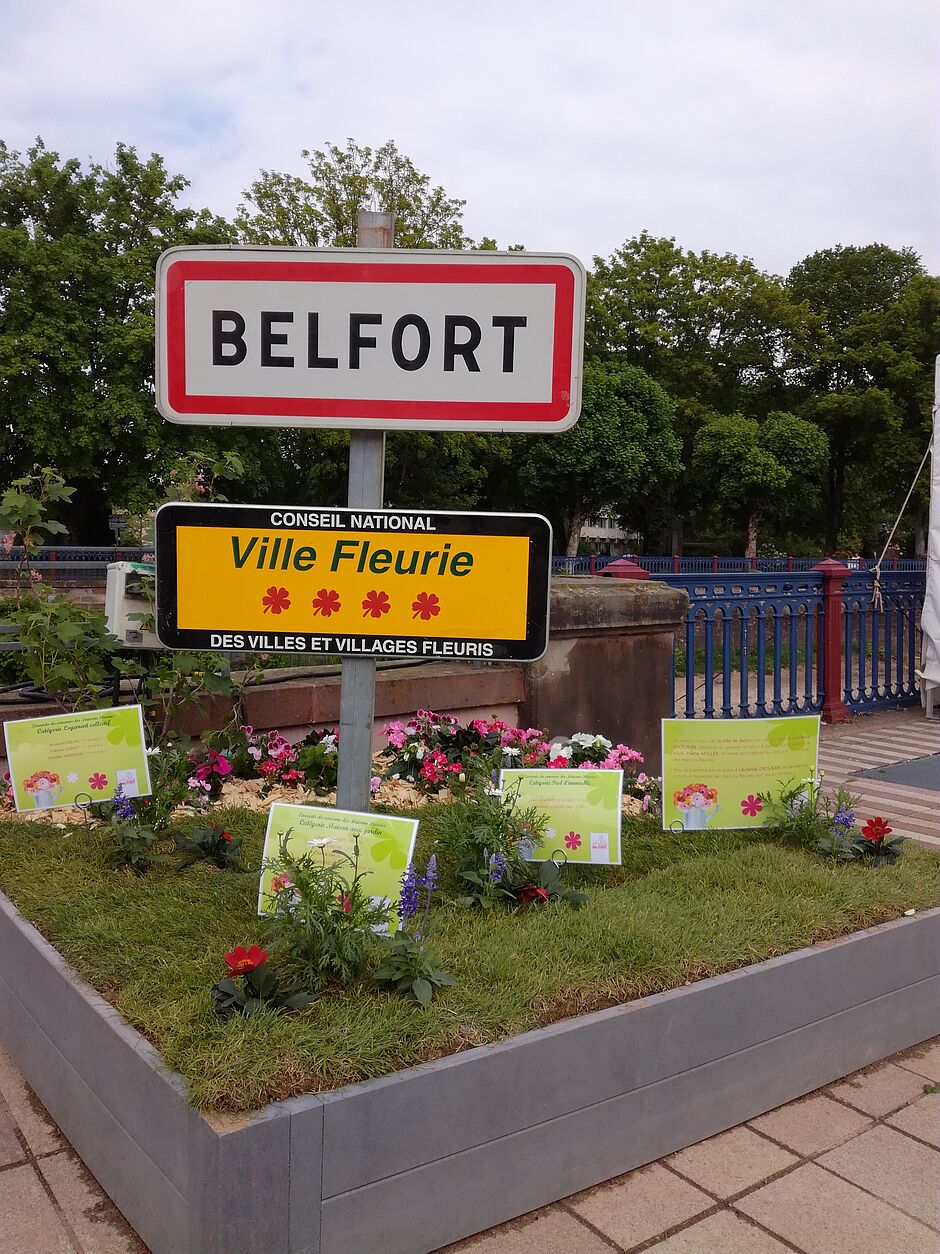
[211,945,317,1019]
[174,822,244,870]
[262,840,387,990]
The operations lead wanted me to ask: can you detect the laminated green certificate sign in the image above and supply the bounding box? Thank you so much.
[661,716,820,831]
[499,769,623,864]
[3,705,151,813]
[258,803,419,932]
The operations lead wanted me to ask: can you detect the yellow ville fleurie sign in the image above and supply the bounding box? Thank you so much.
[155,504,552,660]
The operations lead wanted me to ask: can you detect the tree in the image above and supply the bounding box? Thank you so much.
[587,231,808,426]
[0,139,234,539]
[691,411,829,556]
[786,245,928,549]
[512,362,682,554]
[237,139,471,249]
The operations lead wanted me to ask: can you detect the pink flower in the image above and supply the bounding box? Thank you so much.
[337,894,353,914]
[564,831,582,850]
[370,776,382,794]
[270,875,293,895]
[741,795,763,817]
[642,795,651,811]
[259,759,280,777]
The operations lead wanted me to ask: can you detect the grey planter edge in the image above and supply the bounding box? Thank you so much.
[1,888,939,1254]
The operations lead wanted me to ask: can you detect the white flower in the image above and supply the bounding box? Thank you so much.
[503,746,522,757]
[145,747,160,757]
[67,773,79,784]
[306,837,334,847]
[484,786,503,798]
[415,747,425,760]
[321,734,337,752]
[571,732,599,748]
[595,735,612,749]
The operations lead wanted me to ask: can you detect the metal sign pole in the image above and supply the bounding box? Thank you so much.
[335,210,394,811]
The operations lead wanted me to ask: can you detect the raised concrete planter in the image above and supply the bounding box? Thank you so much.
[1,889,938,1254]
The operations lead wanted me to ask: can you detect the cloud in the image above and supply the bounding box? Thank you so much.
[1,0,936,275]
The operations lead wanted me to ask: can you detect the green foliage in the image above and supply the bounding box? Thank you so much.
[417,789,542,896]
[262,841,387,990]
[0,594,31,685]
[0,139,235,536]
[212,962,317,1020]
[237,139,470,249]
[134,742,191,832]
[691,411,829,553]
[103,820,163,875]
[514,360,682,553]
[372,931,455,1006]
[13,592,122,709]
[0,467,74,582]
[174,822,244,870]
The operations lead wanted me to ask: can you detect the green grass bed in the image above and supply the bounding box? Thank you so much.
[0,807,937,1112]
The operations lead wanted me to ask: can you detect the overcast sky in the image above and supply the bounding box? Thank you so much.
[2,0,937,276]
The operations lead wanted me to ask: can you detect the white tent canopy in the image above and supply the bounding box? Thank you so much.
[918,354,940,707]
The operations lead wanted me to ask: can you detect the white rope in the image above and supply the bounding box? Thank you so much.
[871,425,934,612]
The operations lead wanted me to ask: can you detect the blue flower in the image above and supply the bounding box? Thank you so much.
[488,850,507,883]
[832,804,855,831]
[397,864,420,921]
[111,783,136,822]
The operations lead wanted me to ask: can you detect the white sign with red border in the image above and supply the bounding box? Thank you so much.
[155,247,585,432]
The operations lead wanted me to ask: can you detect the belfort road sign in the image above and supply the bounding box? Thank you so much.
[155,503,552,661]
[154,247,585,432]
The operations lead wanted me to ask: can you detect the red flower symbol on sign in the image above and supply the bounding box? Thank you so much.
[89,772,108,791]
[362,590,391,618]
[311,589,341,617]
[564,830,582,850]
[262,586,291,615]
[740,795,763,817]
[411,591,441,621]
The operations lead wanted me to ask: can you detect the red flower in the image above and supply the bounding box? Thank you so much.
[89,772,108,791]
[740,795,763,817]
[207,750,232,777]
[411,591,441,621]
[861,816,893,841]
[518,885,550,904]
[311,588,341,617]
[564,831,582,850]
[220,830,233,843]
[270,875,293,895]
[362,590,391,618]
[262,586,291,615]
[224,945,268,975]
[337,893,353,914]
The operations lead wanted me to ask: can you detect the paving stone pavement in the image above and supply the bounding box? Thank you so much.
[449,1039,940,1254]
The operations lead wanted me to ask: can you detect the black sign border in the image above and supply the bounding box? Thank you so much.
[155,503,552,662]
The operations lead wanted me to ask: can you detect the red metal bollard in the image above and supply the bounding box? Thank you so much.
[812,559,852,723]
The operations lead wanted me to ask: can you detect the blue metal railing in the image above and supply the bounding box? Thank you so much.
[551,554,926,576]
[841,572,924,711]
[662,569,925,719]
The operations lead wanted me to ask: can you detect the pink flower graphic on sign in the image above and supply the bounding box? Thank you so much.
[740,795,763,817]
[89,773,109,791]
[564,831,582,850]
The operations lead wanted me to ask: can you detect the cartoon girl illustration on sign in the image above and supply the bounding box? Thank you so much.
[22,770,63,810]
[673,783,720,830]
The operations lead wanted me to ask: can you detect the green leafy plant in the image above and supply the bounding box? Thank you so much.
[513,858,589,909]
[0,466,74,590]
[372,931,455,1006]
[103,820,164,875]
[134,741,192,832]
[174,822,244,870]
[211,945,317,1019]
[262,838,387,990]
[13,594,122,710]
[421,787,543,896]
